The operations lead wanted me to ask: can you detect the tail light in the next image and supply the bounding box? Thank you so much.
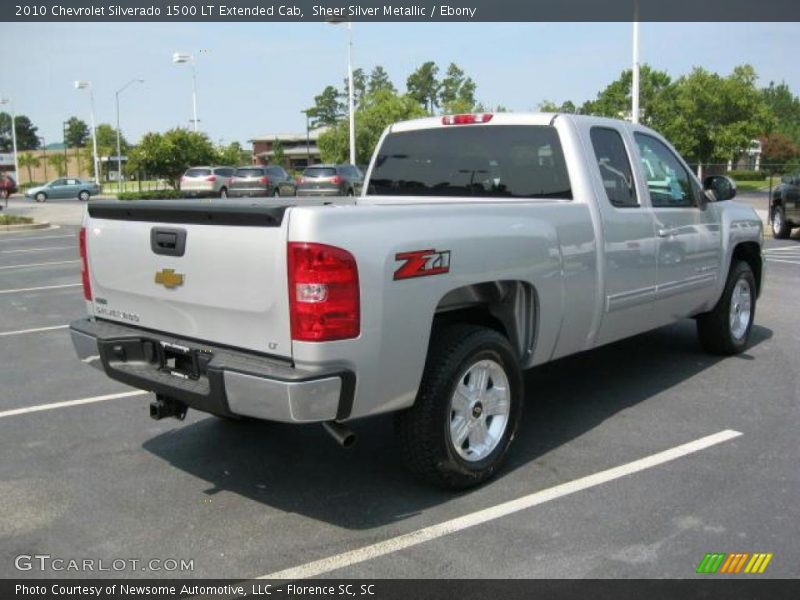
[259,176,270,185]
[79,227,92,301]
[205,175,217,182]
[288,242,359,342]
[331,175,343,185]
[229,177,236,184]
[296,177,304,185]
[441,113,494,125]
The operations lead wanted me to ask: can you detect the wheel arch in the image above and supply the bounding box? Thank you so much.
[431,280,538,367]
[731,241,763,297]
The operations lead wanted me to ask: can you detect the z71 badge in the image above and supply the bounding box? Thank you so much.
[394,249,451,280]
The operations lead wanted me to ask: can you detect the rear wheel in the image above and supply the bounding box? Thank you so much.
[696,260,756,355]
[772,205,791,239]
[273,188,280,198]
[78,190,90,202]
[35,192,46,203]
[219,187,228,200]
[395,324,523,489]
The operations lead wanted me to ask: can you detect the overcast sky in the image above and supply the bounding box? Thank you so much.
[1,22,798,147]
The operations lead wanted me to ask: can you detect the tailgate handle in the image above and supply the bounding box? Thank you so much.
[151,227,187,257]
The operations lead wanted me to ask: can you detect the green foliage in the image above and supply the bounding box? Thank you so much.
[0,113,40,151]
[762,81,800,147]
[81,123,130,178]
[539,100,578,113]
[117,189,183,200]
[406,61,440,113]
[216,141,249,166]
[272,138,286,166]
[368,66,395,95]
[439,63,477,114]
[343,68,367,108]
[307,86,345,128]
[64,117,89,148]
[18,152,41,183]
[318,89,428,165]
[728,169,766,181]
[0,214,34,225]
[581,65,674,125]
[127,128,217,188]
[47,154,68,177]
[760,132,799,174]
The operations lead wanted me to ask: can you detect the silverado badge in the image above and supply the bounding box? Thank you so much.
[155,268,185,289]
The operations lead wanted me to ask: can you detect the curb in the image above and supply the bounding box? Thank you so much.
[0,221,52,233]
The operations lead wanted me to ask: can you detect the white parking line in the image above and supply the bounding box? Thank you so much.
[0,324,69,337]
[0,233,72,243]
[0,283,81,295]
[259,429,742,580]
[0,390,148,420]
[0,260,80,271]
[767,258,800,265]
[1,246,74,254]
[0,225,62,237]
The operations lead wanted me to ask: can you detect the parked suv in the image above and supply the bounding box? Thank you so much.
[229,165,296,198]
[771,173,800,238]
[180,166,235,199]
[296,164,363,197]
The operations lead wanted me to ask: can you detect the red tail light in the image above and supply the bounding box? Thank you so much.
[79,227,92,301]
[296,177,304,185]
[259,176,270,185]
[229,177,236,184]
[288,242,359,342]
[331,175,343,185]
[441,113,494,125]
[205,175,217,182]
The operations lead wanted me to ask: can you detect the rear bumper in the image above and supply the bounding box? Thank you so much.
[296,188,341,197]
[229,188,269,197]
[69,318,354,423]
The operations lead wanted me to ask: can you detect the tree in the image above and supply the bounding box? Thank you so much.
[761,81,800,147]
[538,100,577,113]
[368,65,395,95]
[0,113,40,151]
[307,85,345,128]
[318,89,428,165]
[216,141,250,166]
[18,152,40,183]
[272,138,286,167]
[48,154,67,177]
[81,123,129,179]
[64,117,90,148]
[343,68,367,108]
[439,63,477,114]
[406,61,440,113]
[581,65,674,126]
[659,65,773,173]
[128,128,217,188]
[760,133,799,174]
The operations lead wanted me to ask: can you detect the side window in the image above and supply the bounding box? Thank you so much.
[590,127,638,208]
[634,133,698,208]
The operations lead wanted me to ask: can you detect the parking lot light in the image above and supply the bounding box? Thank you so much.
[115,78,144,192]
[173,52,199,132]
[74,80,100,185]
[0,97,19,184]
[328,21,356,166]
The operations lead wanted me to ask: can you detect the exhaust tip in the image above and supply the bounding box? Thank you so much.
[322,421,357,448]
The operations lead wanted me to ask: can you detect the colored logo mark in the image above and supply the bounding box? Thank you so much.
[696,552,773,574]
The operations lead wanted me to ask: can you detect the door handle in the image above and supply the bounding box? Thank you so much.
[657,228,677,238]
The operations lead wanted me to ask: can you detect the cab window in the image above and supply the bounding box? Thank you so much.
[634,133,698,208]
[590,127,638,208]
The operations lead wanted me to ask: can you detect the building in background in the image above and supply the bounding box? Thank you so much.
[250,127,329,171]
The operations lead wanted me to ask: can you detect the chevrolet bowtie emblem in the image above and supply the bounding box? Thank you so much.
[154,269,185,289]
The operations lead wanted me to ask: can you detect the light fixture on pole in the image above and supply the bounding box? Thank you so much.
[173,52,199,131]
[115,78,144,191]
[0,97,20,183]
[74,80,100,185]
[328,21,356,166]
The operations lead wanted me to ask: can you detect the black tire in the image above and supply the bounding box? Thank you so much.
[78,190,90,202]
[697,261,756,355]
[35,192,46,203]
[395,324,523,489]
[219,187,228,200]
[346,188,354,197]
[772,205,791,239]
[273,188,280,198]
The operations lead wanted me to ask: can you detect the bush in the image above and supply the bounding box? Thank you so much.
[728,170,766,181]
[117,190,183,200]
[0,214,34,225]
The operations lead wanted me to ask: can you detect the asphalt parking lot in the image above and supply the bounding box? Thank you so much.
[0,196,798,580]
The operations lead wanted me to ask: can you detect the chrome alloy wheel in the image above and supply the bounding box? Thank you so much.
[729,278,752,341]
[772,209,784,236]
[449,359,511,462]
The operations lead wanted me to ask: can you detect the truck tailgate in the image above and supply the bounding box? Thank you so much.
[84,200,292,358]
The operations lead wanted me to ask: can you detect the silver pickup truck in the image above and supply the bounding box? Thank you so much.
[70,113,764,489]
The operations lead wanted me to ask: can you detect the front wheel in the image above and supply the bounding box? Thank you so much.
[772,205,791,239]
[35,192,46,203]
[395,324,523,489]
[696,261,756,355]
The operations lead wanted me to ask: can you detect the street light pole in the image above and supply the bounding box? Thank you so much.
[0,97,19,183]
[346,22,355,165]
[631,1,640,124]
[115,78,144,192]
[301,109,311,165]
[62,121,69,172]
[38,136,47,181]
[75,80,100,185]
[173,52,199,131]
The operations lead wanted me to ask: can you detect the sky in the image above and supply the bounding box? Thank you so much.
[1,21,798,148]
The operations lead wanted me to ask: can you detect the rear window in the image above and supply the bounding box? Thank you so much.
[303,167,337,178]
[185,168,212,177]
[235,168,265,178]
[368,125,571,199]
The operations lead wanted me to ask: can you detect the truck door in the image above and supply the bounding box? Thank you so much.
[587,126,658,346]
[632,133,721,321]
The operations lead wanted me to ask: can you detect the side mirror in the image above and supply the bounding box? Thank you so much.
[703,175,737,201]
